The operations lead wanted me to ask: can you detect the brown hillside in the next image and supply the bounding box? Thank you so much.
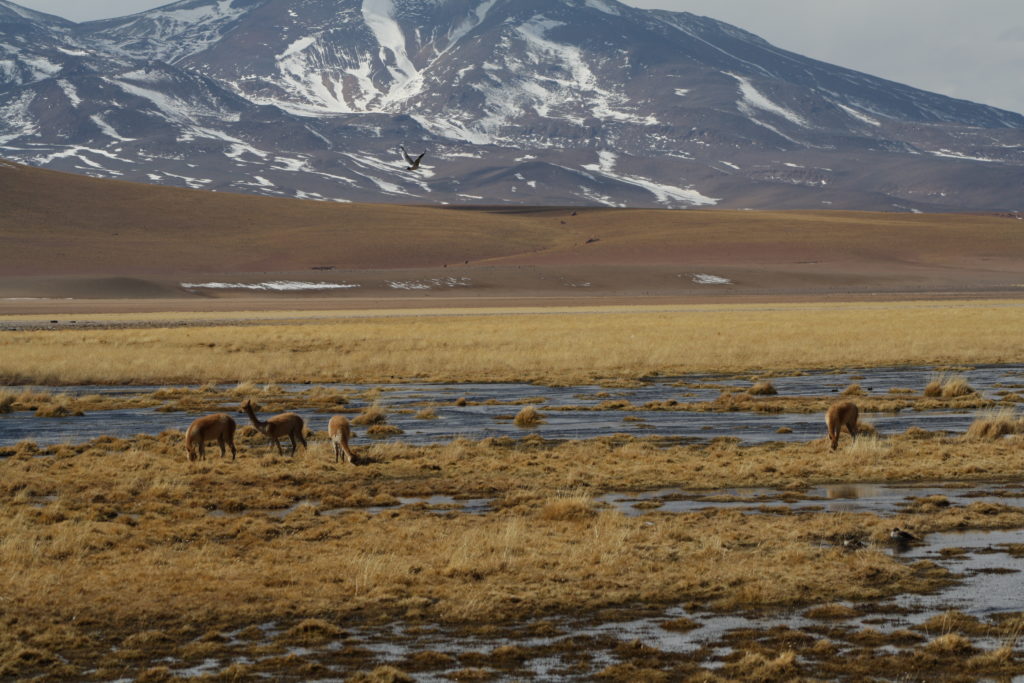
[0,160,552,276]
[2,159,1023,305]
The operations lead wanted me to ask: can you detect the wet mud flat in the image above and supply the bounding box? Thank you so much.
[2,363,1022,448]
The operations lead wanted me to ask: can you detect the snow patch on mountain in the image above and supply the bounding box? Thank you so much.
[515,15,657,125]
[585,0,621,15]
[834,101,881,127]
[583,150,719,206]
[362,0,423,105]
[58,79,81,106]
[0,91,38,143]
[90,114,134,141]
[272,36,362,114]
[727,72,808,127]
[447,0,497,49]
[90,0,249,63]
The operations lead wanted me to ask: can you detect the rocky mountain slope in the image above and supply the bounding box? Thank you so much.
[1,0,1022,210]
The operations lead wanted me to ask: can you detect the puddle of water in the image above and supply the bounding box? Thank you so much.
[894,528,1024,621]
[601,483,1024,517]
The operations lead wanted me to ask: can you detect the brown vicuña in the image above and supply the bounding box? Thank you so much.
[825,401,859,450]
[184,413,237,461]
[328,415,359,464]
[241,399,307,456]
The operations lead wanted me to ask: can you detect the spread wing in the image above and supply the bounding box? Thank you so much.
[414,152,426,165]
[400,146,415,165]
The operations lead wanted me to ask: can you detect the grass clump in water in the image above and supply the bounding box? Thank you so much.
[514,405,544,427]
[353,404,388,426]
[925,373,975,398]
[966,408,1022,440]
[748,381,777,396]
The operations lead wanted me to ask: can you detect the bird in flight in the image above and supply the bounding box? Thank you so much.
[400,145,426,171]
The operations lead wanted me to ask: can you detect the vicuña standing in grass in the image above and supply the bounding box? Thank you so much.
[825,401,859,450]
[185,413,237,461]
[328,415,359,464]
[241,399,307,456]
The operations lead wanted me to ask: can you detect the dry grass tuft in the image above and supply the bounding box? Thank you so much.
[967,646,1014,669]
[353,404,388,426]
[966,408,1022,440]
[926,373,975,399]
[904,426,939,439]
[841,383,866,396]
[277,618,346,644]
[748,381,777,396]
[926,633,977,655]
[231,381,256,395]
[918,610,990,636]
[941,376,975,398]
[537,490,595,521]
[33,395,83,417]
[923,378,943,397]
[0,389,15,413]
[367,424,404,437]
[660,617,700,632]
[842,434,887,458]
[346,666,415,683]
[415,407,438,420]
[855,421,877,437]
[514,405,544,427]
[727,650,798,680]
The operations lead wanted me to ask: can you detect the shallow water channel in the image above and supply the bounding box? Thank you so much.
[2,364,1021,447]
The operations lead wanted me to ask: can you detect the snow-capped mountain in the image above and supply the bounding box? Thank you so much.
[1,0,1022,210]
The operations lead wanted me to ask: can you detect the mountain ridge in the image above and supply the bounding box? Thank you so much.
[1,0,1021,211]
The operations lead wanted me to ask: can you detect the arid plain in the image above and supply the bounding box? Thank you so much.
[3,160,1024,681]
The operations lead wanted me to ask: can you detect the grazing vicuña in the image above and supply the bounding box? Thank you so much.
[825,401,859,451]
[184,413,237,461]
[241,399,307,457]
[328,415,358,464]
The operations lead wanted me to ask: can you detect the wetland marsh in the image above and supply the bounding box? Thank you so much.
[2,301,1024,681]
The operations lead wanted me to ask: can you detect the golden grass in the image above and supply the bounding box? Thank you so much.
[353,404,388,426]
[537,489,595,521]
[1,300,1023,385]
[966,408,1023,440]
[3,430,1024,678]
[747,381,777,396]
[925,373,976,398]
[513,405,544,427]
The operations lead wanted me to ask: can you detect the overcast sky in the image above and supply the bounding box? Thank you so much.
[14,0,1024,114]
